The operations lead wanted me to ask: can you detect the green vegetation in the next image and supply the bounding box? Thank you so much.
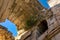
[24,15,37,30]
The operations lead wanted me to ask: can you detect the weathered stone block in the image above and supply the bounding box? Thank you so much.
[54,33,60,40]
[48,24,54,33]
[56,16,60,24]
[47,16,56,26]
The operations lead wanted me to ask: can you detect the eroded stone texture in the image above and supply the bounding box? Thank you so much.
[0,0,45,40]
[0,0,14,22]
[0,25,15,40]
[19,0,60,40]
[0,0,60,40]
[48,0,60,8]
[43,0,60,40]
[8,0,44,30]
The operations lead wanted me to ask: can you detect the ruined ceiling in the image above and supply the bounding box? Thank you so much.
[0,0,45,30]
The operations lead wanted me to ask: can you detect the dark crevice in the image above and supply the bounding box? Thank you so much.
[37,20,48,37]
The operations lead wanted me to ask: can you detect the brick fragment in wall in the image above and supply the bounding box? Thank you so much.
[48,24,54,33]
[54,33,60,40]
[51,37,56,40]
[31,29,37,40]
[51,4,60,15]
[13,18,25,30]
[47,18,59,33]
[51,7,58,14]
[0,26,15,40]
[47,16,56,26]
[56,16,60,25]
[48,20,58,33]
[53,20,58,27]
[25,37,31,40]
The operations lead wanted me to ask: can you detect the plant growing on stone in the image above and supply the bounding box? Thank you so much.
[24,15,37,30]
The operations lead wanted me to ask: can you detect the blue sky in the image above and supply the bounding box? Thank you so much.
[0,0,50,37]
[0,19,17,36]
[38,0,50,9]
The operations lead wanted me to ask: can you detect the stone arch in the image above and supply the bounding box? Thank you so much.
[37,20,48,37]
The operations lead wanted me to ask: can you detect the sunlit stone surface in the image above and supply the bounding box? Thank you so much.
[0,0,60,40]
[48,0,60,8]
[0,25,15,40]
